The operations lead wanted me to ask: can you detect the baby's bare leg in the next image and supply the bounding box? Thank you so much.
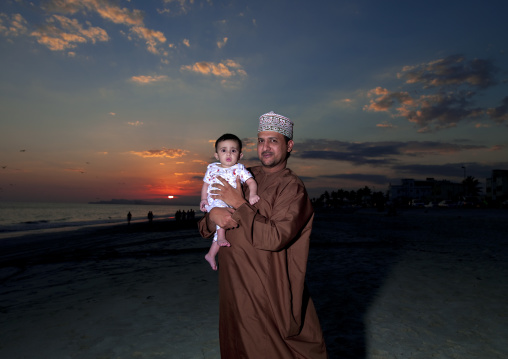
[216,227,231,247]
[205,241,220,271]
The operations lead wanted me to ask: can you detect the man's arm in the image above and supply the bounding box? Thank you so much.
[198,207,238,239]
[233,179,313,252]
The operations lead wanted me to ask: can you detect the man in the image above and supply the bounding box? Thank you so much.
[198,111,328,358]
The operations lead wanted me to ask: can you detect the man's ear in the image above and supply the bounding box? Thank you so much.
[287,140,294,153]
[214,153,219,161]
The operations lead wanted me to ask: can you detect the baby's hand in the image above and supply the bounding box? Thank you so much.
[200,199,208,212]
[249,195,260,205]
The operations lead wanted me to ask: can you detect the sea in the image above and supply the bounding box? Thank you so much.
[0,201,199,239]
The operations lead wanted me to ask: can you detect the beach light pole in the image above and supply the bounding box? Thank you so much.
[461,165,467,197]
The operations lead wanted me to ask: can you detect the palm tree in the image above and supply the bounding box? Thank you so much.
[462,176,481,196]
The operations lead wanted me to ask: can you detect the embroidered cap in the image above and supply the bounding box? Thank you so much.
[258,111,294,139]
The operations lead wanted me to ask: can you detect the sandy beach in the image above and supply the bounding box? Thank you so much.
[1,208,507,358]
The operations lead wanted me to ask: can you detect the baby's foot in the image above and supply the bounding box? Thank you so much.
[205,253,217,271]
[217,238,231,247]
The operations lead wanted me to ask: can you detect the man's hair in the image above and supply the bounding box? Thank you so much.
[215,133,242,153]
[284,135,291,159]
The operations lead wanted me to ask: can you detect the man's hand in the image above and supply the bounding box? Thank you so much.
[210,176,247,209]
[209,207,238,230]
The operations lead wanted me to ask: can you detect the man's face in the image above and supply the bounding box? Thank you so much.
[215,139,242,168]
[257,131,294,172]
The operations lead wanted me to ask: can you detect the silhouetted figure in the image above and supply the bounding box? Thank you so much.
[127,211,132,225]
[148,211,154,223]
[175,210,181,221]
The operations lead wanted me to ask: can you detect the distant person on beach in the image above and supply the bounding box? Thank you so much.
[198,112,327,358]
[127,211,132,225]
[147,211,154,223]
[200,133,260,271]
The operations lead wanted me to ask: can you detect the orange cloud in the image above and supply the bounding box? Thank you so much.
[0,13,28,37]
[181,60,247,79]
[364,87,413,113]
[130,148,188,158]
[332,98,354,107]
[192,160,209,166]
[129,26,166,54]
[130,75,169,84]
[31,0,165,55]
[376,121,396,129]
[93,3,144,26]
[475,123,491,128]
[175,172,203,176]
[364,56,504,133]
[44,0,144,26]
[217,37,228,49]
[31,15,109,51]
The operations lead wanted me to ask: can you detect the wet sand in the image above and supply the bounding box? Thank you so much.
[1,208,507,358]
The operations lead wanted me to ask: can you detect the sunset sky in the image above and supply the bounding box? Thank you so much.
[1,0,507,204]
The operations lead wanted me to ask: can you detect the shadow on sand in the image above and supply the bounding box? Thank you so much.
[307,208,409,358]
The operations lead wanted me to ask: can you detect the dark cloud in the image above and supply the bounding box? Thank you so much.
[319,173,389,185]
[487,96,508,124]
[297,150,395,166]
[294,139,487,165]
[365,55,504,132]
[403,91,484,131]
[400,55,498,89]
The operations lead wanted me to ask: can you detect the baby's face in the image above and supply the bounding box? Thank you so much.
[215,139,242,168]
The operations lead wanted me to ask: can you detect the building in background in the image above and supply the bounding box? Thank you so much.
[389,178,464,205]
[486,169,508,204]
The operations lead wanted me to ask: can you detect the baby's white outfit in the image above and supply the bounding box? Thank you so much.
[203,162,253,241]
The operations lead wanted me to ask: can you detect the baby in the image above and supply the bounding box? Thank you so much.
[200,133,260,270]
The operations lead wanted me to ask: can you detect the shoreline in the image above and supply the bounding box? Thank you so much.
[0,218,203,268]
